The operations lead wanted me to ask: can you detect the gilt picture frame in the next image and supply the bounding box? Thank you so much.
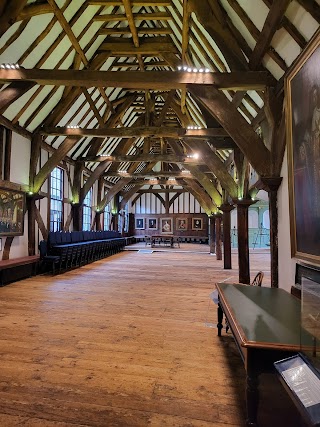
[176,217,188,231]
[0,188,25,236]
[160,218,173,234]
[286,32,320,263]
[192,217,203,230]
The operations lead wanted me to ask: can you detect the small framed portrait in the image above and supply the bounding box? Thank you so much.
[192,217,203,230]
[135,218,145,230]
[147,218,158,230]
[160,217,173,234]
[176,218,188,231]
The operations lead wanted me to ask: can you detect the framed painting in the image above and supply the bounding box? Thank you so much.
[0,188,25,236]
[160,217,173,234]
[286,32,320,263]
[192,217,203,230]
[176,218,188,231]
[135,218,144,230]
[147,218,157,230]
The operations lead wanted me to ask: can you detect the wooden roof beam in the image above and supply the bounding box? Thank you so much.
[98,27,172,35]
[88,0,172,5]
[249,0,291,70]
[93,12,173,21]
[0,69,275,90]
[0,81,36,114]
[47,0,88,67]
[40,126,229,138]
[83,154,204,163]
[0,0,29,37]
[188,84,272,177]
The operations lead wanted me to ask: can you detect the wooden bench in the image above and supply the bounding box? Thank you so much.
[0,255,40,286]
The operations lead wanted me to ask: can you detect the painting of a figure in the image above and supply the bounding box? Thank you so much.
[287,34,320,262]
[161,218,173,234]
[0,188,25,236]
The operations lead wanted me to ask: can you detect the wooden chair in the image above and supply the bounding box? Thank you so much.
[251,271,264,286]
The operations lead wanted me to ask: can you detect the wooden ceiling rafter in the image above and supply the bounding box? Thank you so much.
[225,0,287,71]
[0,0,29,38]
[295,0,320,23]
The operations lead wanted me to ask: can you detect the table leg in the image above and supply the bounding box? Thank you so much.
[217,303,223,336]
[245,367,259,427]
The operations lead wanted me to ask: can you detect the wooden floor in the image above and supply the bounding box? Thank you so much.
[0,248,302,426]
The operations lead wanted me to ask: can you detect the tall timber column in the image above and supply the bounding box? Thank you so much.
[215,213,222,261]
[209,215,216,254]
[257,177,282,288]
[219,203,235,269]
[233,199,256,284]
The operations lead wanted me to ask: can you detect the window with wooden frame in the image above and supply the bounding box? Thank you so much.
[83,187,92,231]
[103,204,111,231]
[50,167,64,232]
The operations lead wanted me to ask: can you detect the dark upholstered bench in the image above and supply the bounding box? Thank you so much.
[44,231,126,273]
[0,255,40,286]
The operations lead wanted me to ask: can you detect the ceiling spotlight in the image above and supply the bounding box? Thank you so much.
[193,68,198,73]
[183,66,188,71]
[193,153,199,159]
[205,68,210,73]
[187,67,192,72]
[199,68,204,73]
[177,66,182,71]
[0,64,5,69]
[5,64,11,69]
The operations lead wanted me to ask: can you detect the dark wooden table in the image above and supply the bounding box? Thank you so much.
[216,283,312,427]
[150,235,180,248]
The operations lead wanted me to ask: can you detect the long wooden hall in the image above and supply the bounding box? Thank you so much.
[1,1,320,427]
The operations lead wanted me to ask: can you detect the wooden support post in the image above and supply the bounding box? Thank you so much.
[4,128,12,181]
[0,126,4,180]
[27,196,36,256]
[233,199,256,284]
[215,213,222,261]
[220,203,235,269]
[95,178,104,231]
[71,203,82,231]
[257,177,282,288]
[95,211,102,231]
[209,215,216,254]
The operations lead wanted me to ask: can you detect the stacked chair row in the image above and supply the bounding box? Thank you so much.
[43,230,126,273]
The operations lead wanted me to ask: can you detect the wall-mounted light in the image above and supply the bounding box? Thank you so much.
[67,125,80,129]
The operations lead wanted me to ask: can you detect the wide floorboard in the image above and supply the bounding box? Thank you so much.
[0,249,302,426]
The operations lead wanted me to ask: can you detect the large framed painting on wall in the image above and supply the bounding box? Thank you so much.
[286,32,320,263]
[0,188,25,236]
[135,218,144,230]
[160,218,173,234]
